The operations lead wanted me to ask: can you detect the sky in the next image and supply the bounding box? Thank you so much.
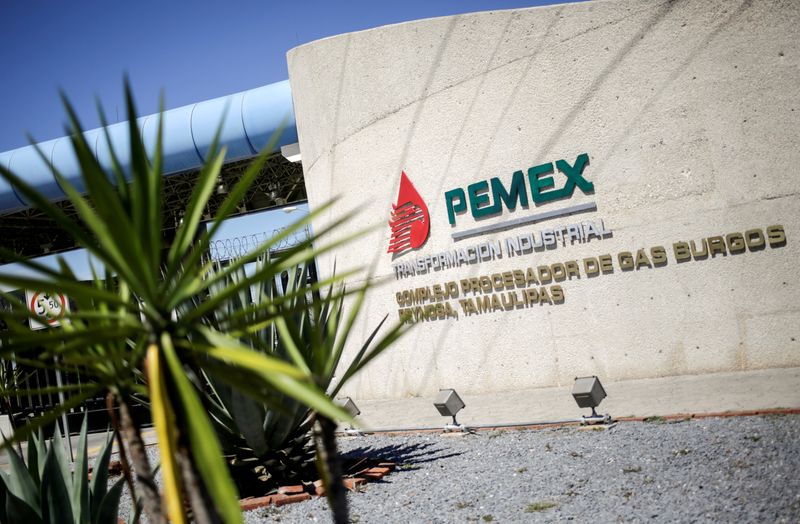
[0,0,577,152]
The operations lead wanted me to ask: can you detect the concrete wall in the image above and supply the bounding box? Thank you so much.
[287,0,800,400]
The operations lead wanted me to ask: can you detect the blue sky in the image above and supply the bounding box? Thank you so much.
[0,0,576,152]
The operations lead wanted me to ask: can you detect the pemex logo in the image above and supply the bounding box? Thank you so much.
[387,171,430,255]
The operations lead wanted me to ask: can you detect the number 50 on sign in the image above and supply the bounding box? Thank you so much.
[24,290,70,330]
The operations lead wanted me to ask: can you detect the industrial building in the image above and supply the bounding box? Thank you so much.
[1,0,798,423]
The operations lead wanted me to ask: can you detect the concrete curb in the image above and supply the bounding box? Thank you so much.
[340,407,800,437]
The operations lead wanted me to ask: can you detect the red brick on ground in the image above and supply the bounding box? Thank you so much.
[312,479,326,497]
[343,477,366,491]
[239,495,280,512]
[274,493,311,506]
[277,485,305,495]
[360,467,391,481]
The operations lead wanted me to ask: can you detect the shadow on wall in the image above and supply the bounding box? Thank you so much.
[335,0,761,398]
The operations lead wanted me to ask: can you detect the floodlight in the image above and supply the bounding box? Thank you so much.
[571,376,611,424]
[336,396,361,418]
[434,388,466,432]
[336,397,362,436]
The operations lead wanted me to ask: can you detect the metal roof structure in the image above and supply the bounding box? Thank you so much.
[0,80,304,263]
[0,79,298,215]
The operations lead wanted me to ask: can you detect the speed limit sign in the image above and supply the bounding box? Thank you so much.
[24,290,70,330]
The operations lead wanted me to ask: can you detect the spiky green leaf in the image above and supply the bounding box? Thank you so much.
[41,442,74,524]
[160,334,243,524]
[93,477,125,524]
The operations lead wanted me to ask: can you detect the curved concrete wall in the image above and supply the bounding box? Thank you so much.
[288,0,800,400]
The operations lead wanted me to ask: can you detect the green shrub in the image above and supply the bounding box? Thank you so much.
[0,417,134,524]
[188,260,404,490]
[0,81,382,524]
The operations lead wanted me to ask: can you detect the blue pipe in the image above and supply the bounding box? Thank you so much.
[0,80,298,215]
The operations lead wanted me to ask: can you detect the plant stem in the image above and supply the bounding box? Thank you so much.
[176,440,223,524]
[106,392,137,502]
[117,394,167,524]
[314,415,349,524]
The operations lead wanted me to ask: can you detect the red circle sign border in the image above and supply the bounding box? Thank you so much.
[29,292,67,324]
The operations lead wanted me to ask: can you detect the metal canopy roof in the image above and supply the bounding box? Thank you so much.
[0,79,298,216]
[0,153,306,264]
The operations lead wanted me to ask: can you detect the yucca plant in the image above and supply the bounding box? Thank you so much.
[190,260,403,494]
[0,82,370,524]
[0,416,134,524]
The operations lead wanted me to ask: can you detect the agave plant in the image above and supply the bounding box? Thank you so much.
[190,260,404,493]
[0,83,367,524]
[0,416,134,524]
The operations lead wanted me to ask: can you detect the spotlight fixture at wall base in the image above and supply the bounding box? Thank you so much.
[336,397,363,436]
[572,376,612,425]
[434,388,467,432]
[580,413,612,425]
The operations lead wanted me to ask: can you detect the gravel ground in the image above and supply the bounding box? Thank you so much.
[116,414,800,523]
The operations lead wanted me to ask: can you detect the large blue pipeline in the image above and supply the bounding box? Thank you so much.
[0,80,298,215]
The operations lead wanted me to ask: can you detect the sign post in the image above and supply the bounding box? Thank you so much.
[23,290,74,460]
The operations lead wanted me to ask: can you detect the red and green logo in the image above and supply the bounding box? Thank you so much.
[387,171,430,255]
